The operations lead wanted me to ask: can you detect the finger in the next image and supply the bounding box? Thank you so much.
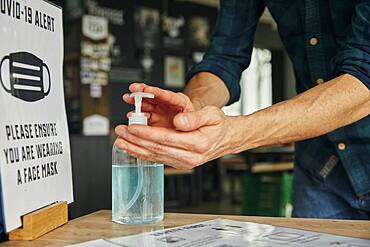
[116,127,204,168]
[173,106,222,131]
[142,87,192,111]
[146,112,166,125]
[115,137,192,170]
[118,125,192,156]
[129,82,149,92]
[122,93,135,104]
[127,111,151,119]
[125,85,191,111]
[128,125,199,150]
[123,90,157,105]
[125,111,169,127]
[114,137,153,160]
[123,94,156,110]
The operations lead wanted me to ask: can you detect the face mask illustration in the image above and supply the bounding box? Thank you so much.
[0,52,51,102]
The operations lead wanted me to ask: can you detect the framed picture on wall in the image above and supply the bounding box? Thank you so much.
[164,56,185,88]
[188,16,210,49]
[162,15,185,49]
[134,7,160,49]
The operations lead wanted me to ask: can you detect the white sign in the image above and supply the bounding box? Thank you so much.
[0,0,73,232]
[69,219,370,247]
[83,114,109,136]
[82,15,109,41]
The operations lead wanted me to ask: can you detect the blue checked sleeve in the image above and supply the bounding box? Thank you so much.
[332,0,370,90]
[186,0,266,105]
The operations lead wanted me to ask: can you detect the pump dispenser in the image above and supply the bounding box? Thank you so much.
[112,92,164,224]
[128,92,154,126]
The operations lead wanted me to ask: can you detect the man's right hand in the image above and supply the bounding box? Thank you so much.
[123,83,195,130]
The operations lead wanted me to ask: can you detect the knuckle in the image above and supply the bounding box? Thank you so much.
[160,134,171,144]
[145,86,156,93]
[206,106,223,121]
[196,138,211,153]
[187,155,205,168]
[206,105,220,114]
[183,161,196,169]
[193,114,202,127]
[195,155,206,166]
[209,106,221,116]
[177,92,191,106]
[150,143,163,153]
[176,92,187,100]
[147,154,159,163]
[204,105,215,112]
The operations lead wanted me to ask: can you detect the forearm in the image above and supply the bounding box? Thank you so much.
[184,72,230,110]
[230,74,370,153]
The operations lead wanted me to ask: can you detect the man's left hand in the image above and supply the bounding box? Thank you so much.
[115,106,236,169]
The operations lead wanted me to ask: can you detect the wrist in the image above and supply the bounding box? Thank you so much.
[184,72,230,110]
[224,116,245,154]
[226,115,260,154]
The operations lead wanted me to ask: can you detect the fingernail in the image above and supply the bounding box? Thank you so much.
[115,127,123,135]
[180,115,189,127]
[116,126,127,137]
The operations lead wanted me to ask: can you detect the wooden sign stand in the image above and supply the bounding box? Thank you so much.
[8,201,68,241]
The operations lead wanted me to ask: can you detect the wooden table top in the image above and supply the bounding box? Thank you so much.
[1,210,370,246]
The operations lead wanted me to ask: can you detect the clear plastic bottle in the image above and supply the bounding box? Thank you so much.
[112,92,164,224]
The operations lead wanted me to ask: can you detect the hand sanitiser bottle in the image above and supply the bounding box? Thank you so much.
[112,92,164,224]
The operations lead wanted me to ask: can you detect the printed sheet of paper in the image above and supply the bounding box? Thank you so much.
[68,219,370,247]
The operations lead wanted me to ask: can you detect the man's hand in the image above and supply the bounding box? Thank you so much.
[116,82,235,169]
[123,83,194,129]
[115,106,237,169]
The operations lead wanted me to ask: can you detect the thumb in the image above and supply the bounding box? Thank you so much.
[173,106,222,131]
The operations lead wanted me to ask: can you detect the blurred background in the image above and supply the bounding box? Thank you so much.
[51,0,296,219]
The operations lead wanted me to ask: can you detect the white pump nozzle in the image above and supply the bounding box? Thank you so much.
[129,92,154,126]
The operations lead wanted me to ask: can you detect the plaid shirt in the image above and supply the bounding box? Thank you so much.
[187,0,370,197]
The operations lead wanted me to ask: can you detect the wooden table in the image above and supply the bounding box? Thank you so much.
[1,210,370,246]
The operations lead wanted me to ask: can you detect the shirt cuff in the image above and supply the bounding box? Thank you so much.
[186,60,241,105]
[333,49,370,90]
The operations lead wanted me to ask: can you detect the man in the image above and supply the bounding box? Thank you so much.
[115,1,370,219]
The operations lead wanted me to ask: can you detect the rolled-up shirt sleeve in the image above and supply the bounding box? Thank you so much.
[186,0,265,105]
[332,0,370,90]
